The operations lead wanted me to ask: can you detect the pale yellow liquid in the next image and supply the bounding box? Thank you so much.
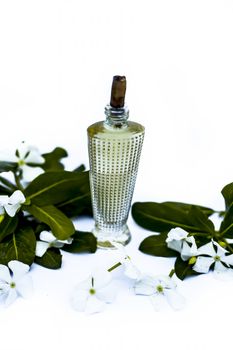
[87,120,145,248]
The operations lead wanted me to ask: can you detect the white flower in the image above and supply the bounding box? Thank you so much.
[112,242,142,280]
[166,228,197,261]
[134,274,185,311]
[71,270,116,314]
[0,260,33,307]
[36,231,73,257]
[193,240,233,275]
[0,190,26,217]
[0,142,45,182]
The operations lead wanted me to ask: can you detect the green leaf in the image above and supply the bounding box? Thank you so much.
[174,256,199,280]
[139,232,178,257]
[0,215,19,242]
[73,164,86,172]
[0,161,17,172]
[132,202,215,234]
[0,185,11,195]
[62,231,97,253]
[0,227,36,265]
[57,192,92,218]
[24,170,90,207]
[0,176,17,191]
[35,248,62,269]
[221,182,233,210]
[163,201,215,217]
[26,204,75,240]
[41,147,68,172]
[220,204,233,238]
[186,206,215,234]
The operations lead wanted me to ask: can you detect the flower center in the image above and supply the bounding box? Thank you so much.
[89,288,96,295]
[18,159,25,166]
[156,284,164,293]
[214,255,221,261]
[10,282,16,289]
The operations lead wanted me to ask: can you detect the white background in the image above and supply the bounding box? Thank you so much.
[0,1,233,349]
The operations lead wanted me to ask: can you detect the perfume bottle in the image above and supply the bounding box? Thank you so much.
[87,76,145,248]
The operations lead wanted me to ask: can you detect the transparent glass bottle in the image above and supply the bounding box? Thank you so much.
[87,76,145,248]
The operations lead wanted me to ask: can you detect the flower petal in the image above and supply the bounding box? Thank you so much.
[21,164,44,182]
[8,190,26,205]
[71,289,89,312]
[16,275,33,298]
[134,276,155,295]
[197,242,216,257]
[96,284,117,303]
[17,142,30,160]
[8,260,30,281]
[164,289,186,310]
[166,228,189,242]
[75,276,92,291]
[167,240,182,253]
[39,231,56,243]
[0,264,11,283]
[35,241,50,257]
[150,294,165,311]
[92,270,112,289]
[124,261,142,280]
[85,295,105,314]
[4,203,21,217]
[212,240,228,256]
[0,208,5,215]
[221,254,233,266]
[0,195,10,206]
[181,240,198,261]
[192,256,214,273]
[24,148,44,164]
[156,275,176,289]
[4,288,18,307]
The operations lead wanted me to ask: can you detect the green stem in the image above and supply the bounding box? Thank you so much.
[14,173,24,191]
[108,262,122,272]
[169,269,175,278]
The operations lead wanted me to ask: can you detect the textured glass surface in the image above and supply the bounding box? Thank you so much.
[87,121,144,248]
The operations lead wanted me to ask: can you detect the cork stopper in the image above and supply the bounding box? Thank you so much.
[110,75,126,108]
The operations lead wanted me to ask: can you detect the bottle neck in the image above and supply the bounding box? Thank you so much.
[104,104,129,128]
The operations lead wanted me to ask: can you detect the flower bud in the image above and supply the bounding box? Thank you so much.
[188,256,197,265]
[0,215,4,224]
[218,241,227,248]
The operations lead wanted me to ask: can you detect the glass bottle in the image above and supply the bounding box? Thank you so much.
[87,76,145,248]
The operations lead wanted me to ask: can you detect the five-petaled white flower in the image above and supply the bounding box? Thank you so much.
[0,260,33,307]
[134,274,185,311]
[112,242,142,280]
[0,142,45,182]
[36,231,73,257]
[192,240,233,274]
[166,228,197,261]
[0,190,26,217]
[71,271,116,314]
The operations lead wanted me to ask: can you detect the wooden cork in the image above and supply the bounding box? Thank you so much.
[110,75,126,108]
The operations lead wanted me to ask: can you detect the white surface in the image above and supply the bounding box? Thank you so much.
[0,0,233,349]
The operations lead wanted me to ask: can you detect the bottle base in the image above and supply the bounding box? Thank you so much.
[92,225,131,249]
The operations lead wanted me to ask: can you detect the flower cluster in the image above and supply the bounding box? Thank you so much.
[71,244,185,314]
[166,228,233,278]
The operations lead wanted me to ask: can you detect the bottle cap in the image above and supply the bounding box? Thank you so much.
[110,76,126,108]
